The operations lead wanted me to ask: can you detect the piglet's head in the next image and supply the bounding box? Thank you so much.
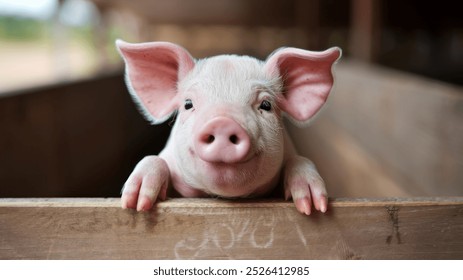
[116,40,340,126]
[117,39,340,197]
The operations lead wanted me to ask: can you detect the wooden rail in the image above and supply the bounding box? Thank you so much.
[1,198,462,259]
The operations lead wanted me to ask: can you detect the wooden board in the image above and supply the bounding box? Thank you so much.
[0,72,171,198]
[288,60,463,197]
[1,198,462,260]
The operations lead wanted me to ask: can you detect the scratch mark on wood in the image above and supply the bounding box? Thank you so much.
[386,206,402,245]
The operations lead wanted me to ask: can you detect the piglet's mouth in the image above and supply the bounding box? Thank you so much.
[189,147,260,165]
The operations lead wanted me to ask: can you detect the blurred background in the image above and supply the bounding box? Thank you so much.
[0,0,462,198]
[1,0,462,92]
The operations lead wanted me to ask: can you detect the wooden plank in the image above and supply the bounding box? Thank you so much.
[0,73,171,198]
[332,61,463,196]
[287,117,411,197]
[1,198,462,259]
[289,60,463,197]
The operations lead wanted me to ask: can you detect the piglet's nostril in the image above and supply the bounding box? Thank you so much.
[206,135,215,144]
[229,135,238,144]
[195,117,251,163]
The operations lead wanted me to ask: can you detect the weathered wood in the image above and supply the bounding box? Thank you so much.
[289,60,463,197]
[1,198,462,260]
[288,117,411,197]
[0,72,171,197]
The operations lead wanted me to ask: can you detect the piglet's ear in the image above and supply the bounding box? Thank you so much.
[265,47,341,125]
[116,40,195,124]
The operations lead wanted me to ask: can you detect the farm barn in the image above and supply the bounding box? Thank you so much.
[1,0,462,259]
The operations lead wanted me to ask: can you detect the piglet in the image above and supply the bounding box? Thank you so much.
[116,40,341,215]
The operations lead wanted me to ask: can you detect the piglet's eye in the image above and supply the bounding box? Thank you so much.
[184,99,193,110]
[259,100,272,111]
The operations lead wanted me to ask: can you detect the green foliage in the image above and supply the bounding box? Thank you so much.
[0,16,48,41]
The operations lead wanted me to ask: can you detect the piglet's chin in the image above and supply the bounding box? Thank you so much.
[196,155,266,197]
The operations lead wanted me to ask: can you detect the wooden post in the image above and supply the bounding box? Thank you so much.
[349,0,381,62]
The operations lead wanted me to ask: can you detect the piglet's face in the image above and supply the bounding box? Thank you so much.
[172,55,285,197]
[116,40,341,198]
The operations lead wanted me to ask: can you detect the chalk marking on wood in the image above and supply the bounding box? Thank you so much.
[250,213,275,248]
[212,223,235,250]
[173,210,279,259]
[285,210,307,246]
[174,231,211,259]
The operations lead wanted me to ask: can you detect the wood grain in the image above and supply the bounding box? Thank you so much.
[1,198,462,260]
[0,72,171,198]
[289,60,463,197]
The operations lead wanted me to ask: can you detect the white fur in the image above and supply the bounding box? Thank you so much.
[119,42,338,215]
[168,55,285,198]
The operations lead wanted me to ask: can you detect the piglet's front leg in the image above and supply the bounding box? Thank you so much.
[121,156,169,211]
[284,156,328,215]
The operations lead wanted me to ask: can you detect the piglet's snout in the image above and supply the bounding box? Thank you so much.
[195,117,251,163]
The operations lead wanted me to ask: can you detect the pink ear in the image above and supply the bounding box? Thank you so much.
[116,40,195,124]
[264,47,341,124]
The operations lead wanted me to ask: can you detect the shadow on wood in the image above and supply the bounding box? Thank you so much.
[0,72,171,197]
